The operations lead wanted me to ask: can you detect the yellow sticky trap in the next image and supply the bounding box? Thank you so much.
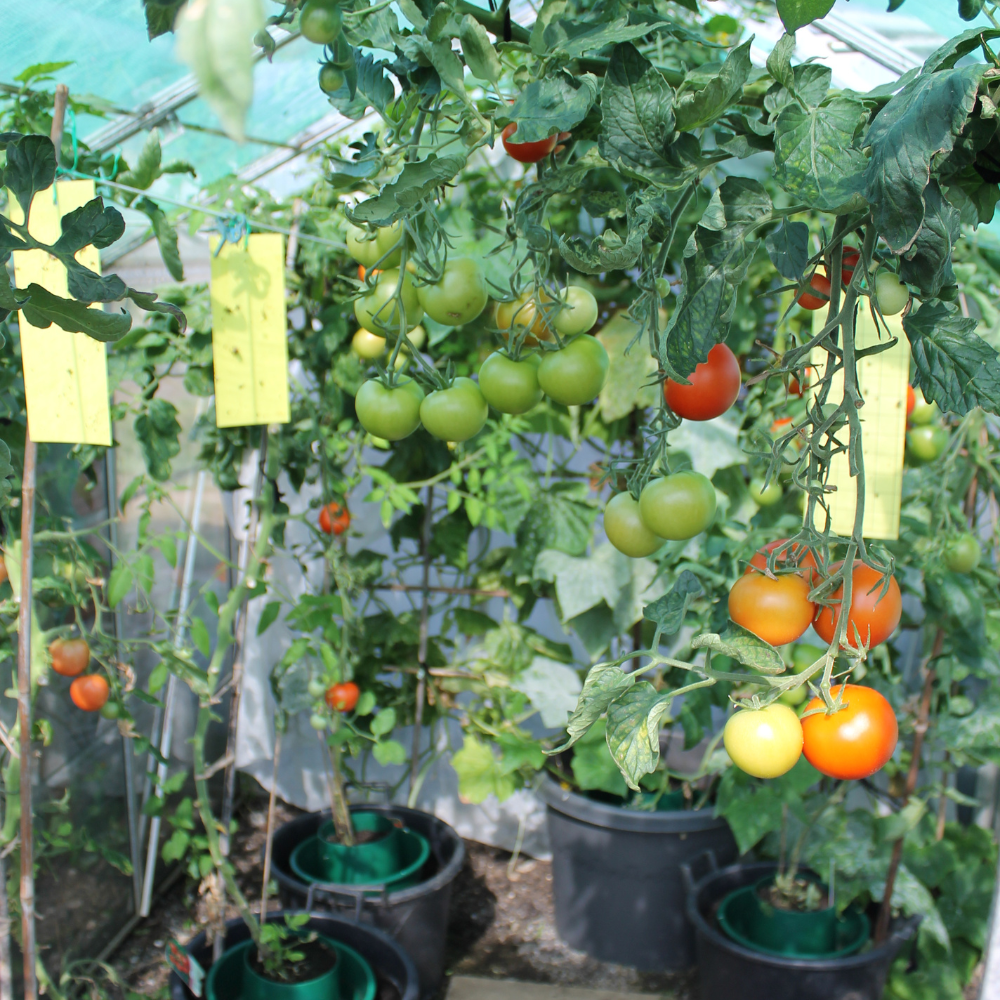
[810,306,910,540]
[209,233,290,428]
[10,181,112,446]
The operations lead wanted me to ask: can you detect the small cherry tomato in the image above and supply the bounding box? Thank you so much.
[501,123,558,163]
[907,424,948,464]
[70,675,110,712]
[728,571,815,647]
[355,267,423,334]
[50,637,91,678]
[749,477,783,507]
[355,378,424,441]
[664,343,741,421]
[495,289,554,345]
[841,248,861,287]
[874,271,909,316]
[100,701,123,720]
[300,0,342,44]
[798,272,831,310]
[724,704,803,779]
[787,366,816,398]
[0,559,7,586]
[326,681,360,712]
[604,492,664,558]
[478,351,543,414]
[319,64,345,94]
[945,533,981,574]
[908,388,938,425]
[801,684,898,780]
[553,286,599,337]
[906,384,916,419]
[319,502,350,536]
[416,258,489,326]
[352,328,387,359]
[812,561,902,649]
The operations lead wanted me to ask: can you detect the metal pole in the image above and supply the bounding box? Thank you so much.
[139,469,207,916]
[104,444,142,913]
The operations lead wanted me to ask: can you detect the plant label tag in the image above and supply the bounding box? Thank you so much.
[810,307,910,540]
[165,938,205,997]
[209,232,290,428]
[9,180,112,445]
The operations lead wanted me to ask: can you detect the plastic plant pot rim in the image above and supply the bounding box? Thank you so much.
[539,775,729,833]
[685,860,920,971]
[270,805,464,905]
[289,826,430,891]
[716,880,870,960]
[205,936,376,1000]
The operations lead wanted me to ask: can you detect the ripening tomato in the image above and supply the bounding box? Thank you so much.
[841,248,861,287]
[355,378,424,440]
[638,472,716,541]
[326,681,360,712]
[537,336,610,406]
[907,424,948,463]
[352,328,386,359]
[70,674,110,712]
[749,477,783,507]
[787,367,816,398]
[801,684,898,779]
[50,637,91,677]
[420,377,489,442]
[728,571,815,647]
[553,286,599,337]
[0,558,7,586]
[478,352,543,414]
[604,492,664,558]
[945,533,981,574]
[501,123,558,163]
[355,268,423,334]
[319,502,350,536]
[724,704,803,779]
[798,272,831,310]
[812,561,902,649]
[906,384,916,419]
[416,258,489,326]
[663,343,741,421]
[874,271,909,316]
[908,388,938,426]
[300,0,342,44]
[747,539,819,584]
[496,290,554,344]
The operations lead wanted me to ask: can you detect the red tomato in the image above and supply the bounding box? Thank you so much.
[319,502,351,536]
[70,675,110,712]
[798,272,831,310]
[728,571,815,647]
[813,561,902,649]
[801,684,898,779]
[501,123,558,163]
[358,265,381,281]
[906,384,915,419]
[664,343,741,421]
[841,248,860,287]
[50,638,91,677]
[787,366,816,398]
[747,539,819,585]
[771,416,794,434]
[326,681,360,712]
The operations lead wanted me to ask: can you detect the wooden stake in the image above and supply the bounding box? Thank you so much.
[16,81,68,1000]
[259,731,282,930]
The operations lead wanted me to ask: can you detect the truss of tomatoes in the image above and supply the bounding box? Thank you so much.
[344,224,610,444]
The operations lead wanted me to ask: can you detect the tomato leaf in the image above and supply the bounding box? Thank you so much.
[643,570,703,641]
[373,738,407,765]
[598,43,675,174]
[451,734,516,803]
[902,298,1000,415]
[107,562,134,608]
[691,622,785,674]
[923,26,1000,74]
[674,39,752,133]
[349,153,468,226]
[897,181,960,297]
[775,0,835,33]
[143,0,184,39]
[500,73,600,144]
[136,197,185,282]
[190,617,211,659]
[0,441,13,511]
[19,283,132,342]
[545,18,659,60]
[765,220,809,281]
[863,65,983,254]
[370,706,397,736]
[257,601,282,636]
[605,682,673,790]
[52,197,126,255]
[550,662,636,753]
[4,134,56,223]
[135,398,182,481]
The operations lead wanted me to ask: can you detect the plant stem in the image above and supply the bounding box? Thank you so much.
[259,729,283,930]
[327,737,355,846]
[410,486,434,804]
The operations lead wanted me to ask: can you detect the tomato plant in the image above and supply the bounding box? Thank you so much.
[813,562,902,649]
[49,637,90,677]
[723,705,803,779]
[69,675,110,712]
[663,343,741,421]
[801,685,898,780]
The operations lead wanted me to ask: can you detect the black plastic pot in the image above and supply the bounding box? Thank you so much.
[170,912,418,1000]
[540,777,738,970]
[683,855,920,1000]
[270,805,464,1000]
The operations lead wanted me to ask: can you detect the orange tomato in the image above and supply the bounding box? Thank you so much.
[728,571,815,647]
[906,384,915,419]
[70,674,110,712]
[319,502,351,536]
[746,539,819,585]
[501,123,558,163]
[326,681,360,712]
[813,561,902,649]
[495,290,553,345]
[801,684,898,779]
[358,265,381,281]
[49,638,91,677]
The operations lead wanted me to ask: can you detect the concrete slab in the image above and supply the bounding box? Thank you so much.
[446,976,671,1000]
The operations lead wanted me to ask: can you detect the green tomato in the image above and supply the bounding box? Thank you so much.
[909,388,938,425]
[406,324,426,350]
[749,477,782,507]
[352,328,386,359]
[537,336,610,406]
[779,685,808,707]
[374,221,403,267]
[310,713,329,730]
[318,64,345,94]
[945,533,981,574]
[907,424,948,464]
[355,268,423,334]
[604,492,664,558]
[100,701,123,720]
[300,0,342,44]
[791,643,825,674]
[874,271,910,316]
[346,223,380,267]
[553,285,599,337]
[420,377,488,442]
[638,471,716,541]
[355,378,424,440]
[416,258,488,326]
[307,678,328,698]
[478,351,543,414]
